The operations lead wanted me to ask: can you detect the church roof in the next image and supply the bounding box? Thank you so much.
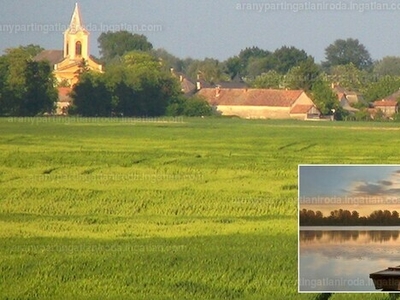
[33,50,64,66]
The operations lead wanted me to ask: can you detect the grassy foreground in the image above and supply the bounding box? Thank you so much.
[0,117,399,299]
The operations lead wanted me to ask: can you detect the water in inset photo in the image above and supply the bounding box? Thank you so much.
[298,165,400,292]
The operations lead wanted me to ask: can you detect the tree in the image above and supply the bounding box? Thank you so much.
[251,70,282,89]
[245,56,277,79]
[315,211,323,220]
[224,55,242,80]
[272,46,310,74]
[238,46,270,65]
[93,51,183,117]
[391,211,399,225]
[166,95,213,117]
[223,47,271,79]
[329,63,369,92]
[182,95,213,116]
[224,46,310,79]
[323,38,372,70]
[18,44,44,57]
[186,58,229,84]
[73,58,90,82]
[374,56,400,77]
[151,48,183,73]
[70,72,112,116]
[98,31,153,64]
[0,47,57,116]
[362,75,400,103]
[22,61,57,115]
[4,47,30,98]
[310,78,339,115]
[284,58,320,91]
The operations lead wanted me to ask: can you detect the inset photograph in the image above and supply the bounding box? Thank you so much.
[298,165,400,292]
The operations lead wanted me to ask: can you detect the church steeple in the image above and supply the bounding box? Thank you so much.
[63,3,89,60]
[52,2,103,88]
[69,3,85,34]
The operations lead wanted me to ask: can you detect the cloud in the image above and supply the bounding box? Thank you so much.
[353,182,383,195]
[347,170,400,198]
[378,180,392,186]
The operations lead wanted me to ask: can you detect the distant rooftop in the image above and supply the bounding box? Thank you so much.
[33,50,64,66]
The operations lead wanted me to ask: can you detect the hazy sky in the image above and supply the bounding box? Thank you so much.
[299,165,400,216]
[1,0,400,62]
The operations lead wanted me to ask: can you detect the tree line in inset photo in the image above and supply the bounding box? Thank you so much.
[300,208,400,226]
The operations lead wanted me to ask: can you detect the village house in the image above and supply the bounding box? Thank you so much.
[332,84,365,106]
[337,92,359,114]
[371,89,400,118]
[34,3,103,114]
[373,99,398,117]
[197,87,321,120]
[170,69,197,97]
[331,84,367,115]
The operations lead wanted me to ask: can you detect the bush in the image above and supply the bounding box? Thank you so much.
[166,95,213,117]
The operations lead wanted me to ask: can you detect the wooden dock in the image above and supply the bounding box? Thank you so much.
[370,266,400,291]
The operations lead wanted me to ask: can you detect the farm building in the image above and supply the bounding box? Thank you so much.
[337,92,359,114]
[170,69,197,97]
[370,89,400,117]
[332,84,365,106]
[373,99,398,117]
[197,87,321,120]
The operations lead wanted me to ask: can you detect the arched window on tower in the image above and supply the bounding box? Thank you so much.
[75,41,82,57]
[66,43,69,56]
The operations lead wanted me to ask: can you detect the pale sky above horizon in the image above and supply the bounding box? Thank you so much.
[2,0,400,63]
[299,165,400,216]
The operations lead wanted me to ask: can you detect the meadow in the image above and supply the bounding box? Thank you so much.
[1,117,399,299]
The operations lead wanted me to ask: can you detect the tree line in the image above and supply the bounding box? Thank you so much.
[2,31,400,117]
[69,51,212,117]
[300,208,400,226]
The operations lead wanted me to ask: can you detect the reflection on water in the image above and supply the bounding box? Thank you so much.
[300,230,399,243]
[299,228,400,292]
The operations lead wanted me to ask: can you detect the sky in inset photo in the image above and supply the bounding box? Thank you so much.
[299,165,400,217]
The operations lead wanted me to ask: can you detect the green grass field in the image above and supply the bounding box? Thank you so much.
[1,117,399,299]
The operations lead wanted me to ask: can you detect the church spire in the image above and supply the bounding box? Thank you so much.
[63,3,89,60]
[69,3,85,33]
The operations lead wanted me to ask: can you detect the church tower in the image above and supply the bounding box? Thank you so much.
[51,3,103,86]
[63,3,90,61]
[33,2,103,114]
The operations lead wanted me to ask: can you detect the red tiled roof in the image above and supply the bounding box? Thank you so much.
[374,100,398,107]
[58,87,72,103]
[197,88,304,107]
[290,104,314,114]
[337,93,346,100]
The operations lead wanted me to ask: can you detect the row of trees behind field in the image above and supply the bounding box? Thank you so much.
[300,208,400,226]
[2,31,400,117]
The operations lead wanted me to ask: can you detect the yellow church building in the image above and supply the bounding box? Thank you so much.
[35,3,103,114]
[36,3,103,86]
